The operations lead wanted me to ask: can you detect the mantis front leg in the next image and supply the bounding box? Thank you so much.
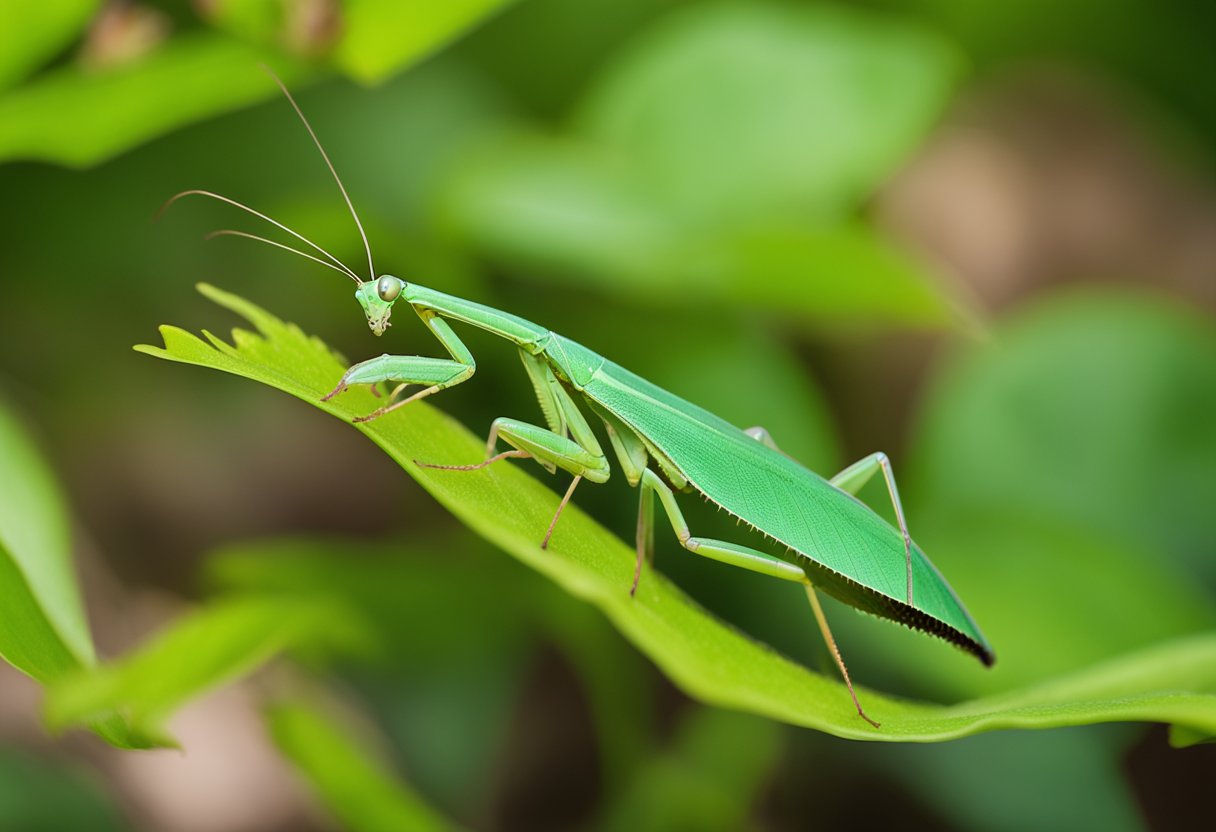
[323,311,475,422]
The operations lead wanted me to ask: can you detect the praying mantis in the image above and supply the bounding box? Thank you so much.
[167,76,993,728]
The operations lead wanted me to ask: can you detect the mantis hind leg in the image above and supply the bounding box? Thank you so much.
[805,583,881,728]
[633,469,806,593]
[635,469,879,728]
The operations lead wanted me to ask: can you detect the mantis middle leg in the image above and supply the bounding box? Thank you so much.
[634,468,806,592]
[418,351,610,549]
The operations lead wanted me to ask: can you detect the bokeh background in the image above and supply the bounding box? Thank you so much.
[0,1,1213,829]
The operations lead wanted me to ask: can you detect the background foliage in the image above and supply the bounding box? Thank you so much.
[0,0,1212,829]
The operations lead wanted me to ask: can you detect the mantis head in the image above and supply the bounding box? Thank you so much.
[357,275,405,336]
[168,71,401,330]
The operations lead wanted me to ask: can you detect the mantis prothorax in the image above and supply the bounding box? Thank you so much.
[166,74,994,729]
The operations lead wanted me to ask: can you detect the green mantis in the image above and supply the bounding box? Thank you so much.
[169,77,993,729]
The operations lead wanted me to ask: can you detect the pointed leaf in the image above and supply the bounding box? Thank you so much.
[44,596,362,743]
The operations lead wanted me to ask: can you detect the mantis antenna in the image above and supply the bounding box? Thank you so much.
[262,67,377,284]
[162,189,362,283]
[206,229,362,282]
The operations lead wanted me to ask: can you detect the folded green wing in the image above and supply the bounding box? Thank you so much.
[581,355,994,665]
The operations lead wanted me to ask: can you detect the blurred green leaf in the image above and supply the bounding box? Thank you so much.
[267,700,457,832]
[45,596,362,744]
[0,0,98,92]
[676,224,952,327]
[0,0,517,167]
[438,1,961,327]
[134,285,1216,742]
[0,399,95,677]
[334,0,517,83]
[201,0,296,49]
[209,536,653,808]
[440,134,674,282]
[601,709,781,832]
[208,538,531,810]
[911,291,1216,582]
[872,728,1144,832]
[442,136,952,326]
[0,748,126,832]
[0,399,153,748]
[580,2,963,222]
[206,537,534,665]
[0,34,308,167]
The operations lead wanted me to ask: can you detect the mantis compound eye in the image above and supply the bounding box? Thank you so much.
[376,275,403,302]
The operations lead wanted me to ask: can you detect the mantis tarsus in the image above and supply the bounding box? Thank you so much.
[168,75,994,729]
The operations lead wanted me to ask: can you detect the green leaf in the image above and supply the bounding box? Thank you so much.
[208,536,650,806]
[205,537,537,666]
[0,747,126,832]
[674,223,952,327]
[580,2,962,222]
[439,134,675,284]
[911,290,1216,582]
[439,3,963,326]
[442,135,952,326]
[267,701,458,832]
[0,399,146,748]
[0,34,310,167]
[0,0,517,166]
[0,400,95,678]
[135,286,1216,742]
[334,0,518,83]
[44,596,363,744]
[0,0,98,92]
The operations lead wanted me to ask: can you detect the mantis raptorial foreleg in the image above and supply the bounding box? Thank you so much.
[829,452,914,605]
[323,311,475,421]
[518,350,568,439]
